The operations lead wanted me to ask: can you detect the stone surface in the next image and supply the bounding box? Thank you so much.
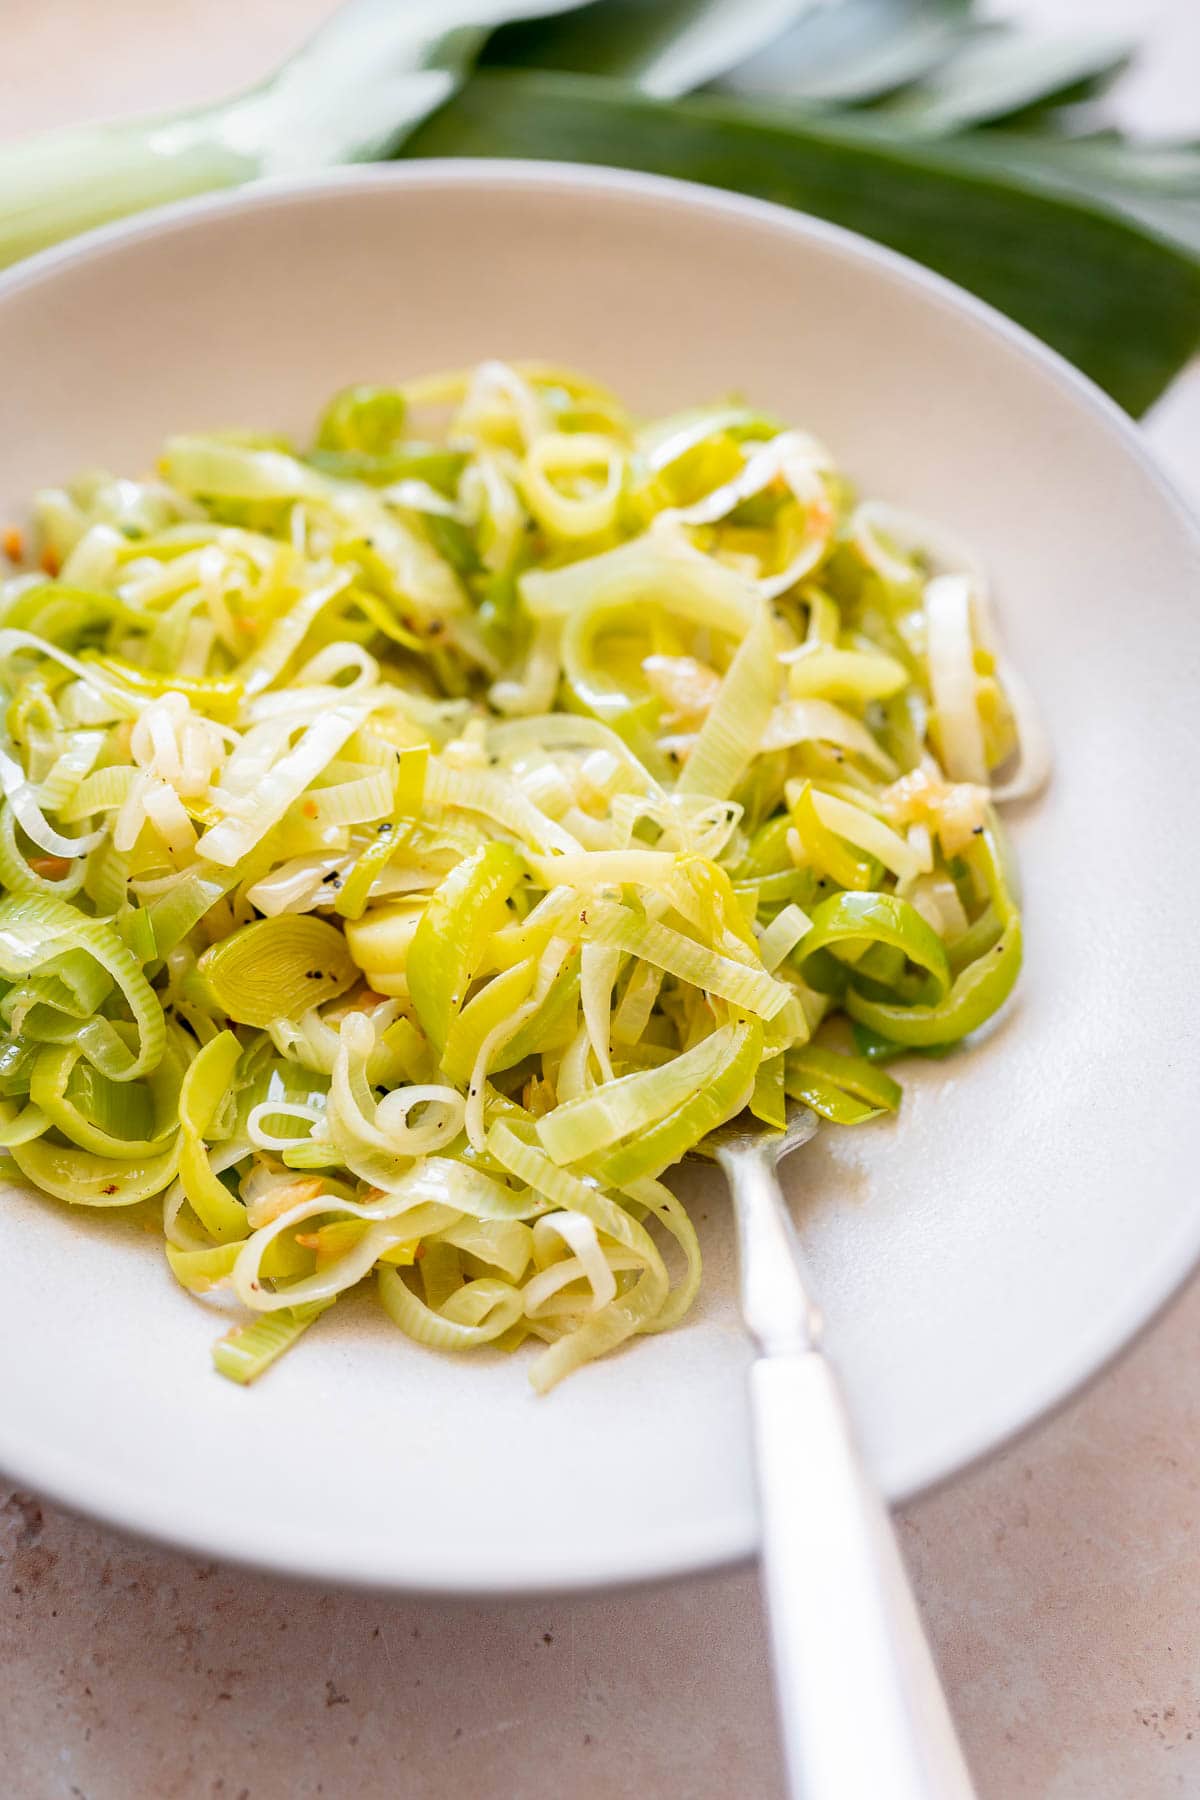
[3,1282,1200,1800]
[3,3,1200,1795]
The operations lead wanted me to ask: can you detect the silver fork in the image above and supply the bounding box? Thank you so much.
[713,1107,978,1800]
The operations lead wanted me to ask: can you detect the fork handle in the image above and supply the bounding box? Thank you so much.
[751,1348,977,1800]
[723,1142,976,1800]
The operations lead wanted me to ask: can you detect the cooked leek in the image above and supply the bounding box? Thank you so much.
[0,360,1040,1388]
[197,916,360,1028]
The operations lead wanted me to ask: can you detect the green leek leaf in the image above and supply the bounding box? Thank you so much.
[483,0,816,96]
[874,29,1133,135]
[895,128,1200,262]
[715,0,975,108]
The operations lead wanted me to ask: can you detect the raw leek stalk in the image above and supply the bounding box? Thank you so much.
[0,0,597,268]
[0,359,1039,1389]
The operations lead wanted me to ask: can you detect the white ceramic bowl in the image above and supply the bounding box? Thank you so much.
[1,163,1198,1595]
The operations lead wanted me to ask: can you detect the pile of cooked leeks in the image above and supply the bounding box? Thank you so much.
[0,362,1042,1386]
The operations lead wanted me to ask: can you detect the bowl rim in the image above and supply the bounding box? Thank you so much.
[1,157,1199,1596]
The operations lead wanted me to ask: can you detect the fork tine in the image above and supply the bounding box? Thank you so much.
[691,1101,819,1165]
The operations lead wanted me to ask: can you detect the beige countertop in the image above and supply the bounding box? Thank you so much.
[3,4,1200,1795]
